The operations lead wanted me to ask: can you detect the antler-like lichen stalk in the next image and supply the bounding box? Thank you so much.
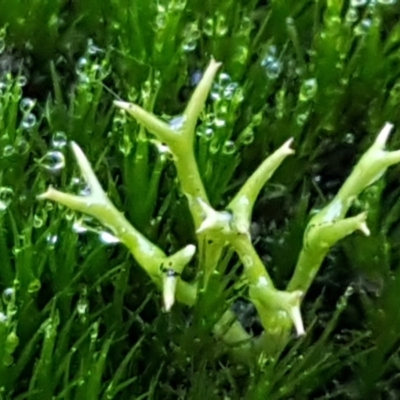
[38,142,197,311]
[113,60,305,341]
[288,123,400,294]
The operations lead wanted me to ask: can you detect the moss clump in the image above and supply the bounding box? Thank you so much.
[2,1,400,398]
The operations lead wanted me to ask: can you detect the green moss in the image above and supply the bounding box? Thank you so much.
[2,1,400,398]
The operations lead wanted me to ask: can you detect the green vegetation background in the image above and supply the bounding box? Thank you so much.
[1,0,400,398]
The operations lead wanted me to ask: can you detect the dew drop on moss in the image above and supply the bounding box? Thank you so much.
[27,279,41,293]
[215,14,228,37]
[0,187,14,211]
[190,70,202,86]
[0,312,7,324]
[296,112,309,126]
[197,125,214,141]
[209,140,220,154]
[182,22,200,52]
[39,151,65,172]
[222,140,237,155]
[51,131,67,149]
[16,138,29,155]
[213,118,226,128]
[76,57,88,72]
[46,234,58,248]
[261,55,282,79]
[241,129,254,145]
[354,19,372,36]
[21,113,37,129]
[299,78,317,101]
[350,0,367,6]
[33,214,43,229]
[17,75,27,87]
[19,97,35,113]
[2,145,14,157]
[223,82,239,100]
[345,8,359,23]
[203,18,214,36]
[344,133,355,144]
[2,288,15,304]
[77,299,88,315]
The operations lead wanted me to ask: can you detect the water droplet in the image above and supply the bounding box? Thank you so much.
[0,313,7,324]
[51,131,67,149]
[197,125,214,141]
[240,128,254,145]
[46,234,58,248]
[261,56,282,79]
[33,213,45,228]
[168,0,186,12]
[21,113,37,129]
[17,76,27,87]
[155,10,166,29]
[210,88,221,101]
[15,138,29,155]
[209,140,220,154]
[19,98,35,113]
[213,118,226,128]
[223,82,239,99]
[169,115,186,131]
[267,44,277,56]
[233,46,249,65]
[39,151,65,172]
[296,112,309,126]
[190,70,202,86]
[215,14,228,37]
[182,22,200,52]
[222,140,237,155]
[90,322,99,341]
[2,288,15,304]
[203,18,214,36]
[70,177,91,196]
[28,279,41,293]
[299,78,317,101]
[344,133,355,144]
[351,0,367,6]
[77,299,88,315]
[2,145,14,157]
[345,8,359,23]
[182,40,196,52]
[355,18,372,36]
[377,0,396,4]
[99,231,120,244]
[219,73,231,86]
[76,57,88,72]
[0,187,14,211]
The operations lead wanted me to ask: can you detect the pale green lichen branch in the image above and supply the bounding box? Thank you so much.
[114,60,222,229]
[288,123,399,294]
[183,59,222,140]
[229,138,295,236]
[38,141,197,310]
[193,138,303,337]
